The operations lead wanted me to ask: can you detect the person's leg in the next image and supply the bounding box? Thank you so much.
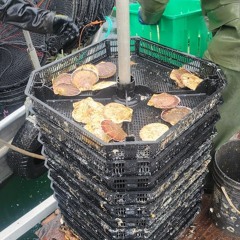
[138,0,169,24]
[213,67,240,149]
[201,0,240,71]
[202,0,240,149]
[201,0,240,192]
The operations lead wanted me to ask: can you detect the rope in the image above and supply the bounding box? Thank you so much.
[37,0,46,7]
[0,138,45,160]
[221,186,240,215]
[78,20,104,48]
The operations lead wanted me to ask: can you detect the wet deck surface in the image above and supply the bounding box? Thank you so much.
[179,194,240,240]
[36,193,240,240]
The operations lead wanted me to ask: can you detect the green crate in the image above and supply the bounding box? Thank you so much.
[115,0,212,57]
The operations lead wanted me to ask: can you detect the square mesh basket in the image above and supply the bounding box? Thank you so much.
[26,37,225,160]
[126,0,212,57]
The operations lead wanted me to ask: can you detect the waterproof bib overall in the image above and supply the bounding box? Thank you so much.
[138,0,240,149]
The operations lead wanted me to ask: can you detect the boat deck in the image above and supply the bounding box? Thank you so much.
[35,193,240,240]
[179,194,239,240]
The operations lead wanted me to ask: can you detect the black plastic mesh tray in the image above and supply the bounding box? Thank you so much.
[46,143,211,205]
[48,148,206,219]
[105,175,204,219]
[149,201,201,240]
[163,204,201,240]
[56,191,201,239]
[61,204,201,240]
[33,93,220,160]
[26,37,225,96]
[38,107,219,178]
[56,191,201,240]
[47,153,210,207]
[49,161,206,224]
[43,128,214,192]
[26,37,225,159]
[52,175,204,230]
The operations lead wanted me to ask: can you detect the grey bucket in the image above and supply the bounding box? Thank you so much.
[211,140,240,236]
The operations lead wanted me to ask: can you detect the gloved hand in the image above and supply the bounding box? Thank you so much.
[0,0,79,41]
[52,15,79,42]
[138,9,148,25]
[137,0,169,25]
[46,15,79,54]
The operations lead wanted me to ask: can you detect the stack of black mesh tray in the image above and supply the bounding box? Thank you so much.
[25,37,226,239]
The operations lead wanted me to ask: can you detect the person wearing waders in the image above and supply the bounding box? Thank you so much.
[137,0,240,191]
[0,0,79,42]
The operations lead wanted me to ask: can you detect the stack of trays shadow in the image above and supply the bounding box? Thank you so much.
[40,107,220,239]
[25,38,226,239]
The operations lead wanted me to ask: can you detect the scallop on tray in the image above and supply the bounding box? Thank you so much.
[25,37,226,153]
[52,62,117,95]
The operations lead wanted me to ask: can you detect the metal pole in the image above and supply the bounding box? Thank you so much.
[116,0,131,85]
[22,30,41,70]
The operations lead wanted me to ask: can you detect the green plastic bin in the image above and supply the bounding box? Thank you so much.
[115,0,212,57]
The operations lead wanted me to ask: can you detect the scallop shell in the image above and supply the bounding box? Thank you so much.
[103,102,133,124]
[95,61,117,79]
[139,123,169,141]
[53,83,81,96]
[71,69,99,91]
[101,119,127,142]
[72,97,104,124]
[147,93,180,109]
[161,106,192,125]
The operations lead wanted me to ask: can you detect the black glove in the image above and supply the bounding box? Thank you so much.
[0,0,54,33]
[52,14,79,42]
[0,0,79,40]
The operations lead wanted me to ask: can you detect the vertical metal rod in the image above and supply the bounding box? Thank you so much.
[116,0,131,85]
[23,30,41,70]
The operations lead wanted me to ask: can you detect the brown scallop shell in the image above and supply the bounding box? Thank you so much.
[92,81,116,91]
[161,106,192,125]
[52,73,72,87]
[103,102,133,124]
[76,64,99,76]
[84,122,112,143]
[101,119,127,142]
[170,68,190,88]
[147,93,180,109]
[53,83,81,96]
[139,123,169,141]
[72,97,104,124]
[71,69,99,91]
[95,61,117,79]
[180,73,203,90]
